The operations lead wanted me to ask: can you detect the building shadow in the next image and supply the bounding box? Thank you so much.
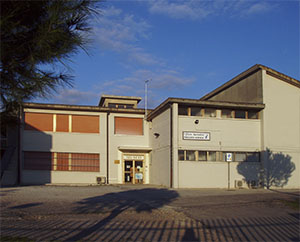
[237,148,295,189]
[66,188,179,241]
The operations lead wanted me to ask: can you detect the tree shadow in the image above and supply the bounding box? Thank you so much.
[66,188,178,241]
[237,148,295,189]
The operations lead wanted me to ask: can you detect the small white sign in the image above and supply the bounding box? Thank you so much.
[183,131,210,141]
[123,155,144,160]
[226,153,233,162]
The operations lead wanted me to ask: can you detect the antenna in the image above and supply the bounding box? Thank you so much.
[145,80,149,119]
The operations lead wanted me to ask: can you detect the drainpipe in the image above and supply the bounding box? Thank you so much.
[106,112,110,184]
[170,104,173,188]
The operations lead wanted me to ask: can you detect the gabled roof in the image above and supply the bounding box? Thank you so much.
[200,64,300,101]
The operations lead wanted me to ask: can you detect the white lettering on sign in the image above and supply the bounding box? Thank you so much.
[123,155,144,160]
[183,131,210,141]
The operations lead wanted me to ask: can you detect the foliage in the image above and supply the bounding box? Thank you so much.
[0,0,100,113]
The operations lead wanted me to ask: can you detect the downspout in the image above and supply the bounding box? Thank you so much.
[170,104,173,188]
[106,112,110,184]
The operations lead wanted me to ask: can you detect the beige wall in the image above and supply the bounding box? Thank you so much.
[178,161,261,188]
[108,113,150,184]
[149,108,171,187]
[178,116,261,151]
[261,71,300,188]
[208,70,263,103]
[22,109,107,185]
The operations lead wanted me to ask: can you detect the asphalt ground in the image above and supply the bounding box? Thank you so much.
[0,185,299,241]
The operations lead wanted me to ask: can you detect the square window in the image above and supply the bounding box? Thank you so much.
[178,107,188,115]
[186,151,196,161]
[208,151,216,161]
[235,152,247,162]
[191,107,203,116]
[198,151,207,161]
[178,150,185,161]
[204,108,216,118]
[248,111,258,119]
[222,109,233,118]
[235,110,246,119]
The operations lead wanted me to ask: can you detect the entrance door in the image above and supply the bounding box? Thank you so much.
[124,160,133,183]
[123,160,144,184]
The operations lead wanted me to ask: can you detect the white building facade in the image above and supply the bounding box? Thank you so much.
[2,64,299,189]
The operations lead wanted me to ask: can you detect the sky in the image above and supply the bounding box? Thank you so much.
[35,0,299,109]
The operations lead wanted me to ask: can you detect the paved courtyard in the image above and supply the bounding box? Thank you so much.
[0,185,299,241]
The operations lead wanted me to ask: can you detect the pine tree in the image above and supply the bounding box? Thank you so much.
[0,0,100,113]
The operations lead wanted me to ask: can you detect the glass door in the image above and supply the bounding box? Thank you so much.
[124,160,133,183]
[134,160,143,184]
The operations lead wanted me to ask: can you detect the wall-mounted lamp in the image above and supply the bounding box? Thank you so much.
[194,120,199,124]
[154,133,160,138]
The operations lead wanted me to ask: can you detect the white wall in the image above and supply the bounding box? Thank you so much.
[149,108,171,187]
[22,109,107,184]
[108,113,150,184]
[261,71,300,188]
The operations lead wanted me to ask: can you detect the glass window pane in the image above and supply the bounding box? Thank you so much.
[222,109,233,118]
[204,108,216,118]
[235,110,246,119]
[191,107,202,116]
[208,151,216,161]
[178,107,188,115]
[198,151,207,161]
[248,111,258,119]
[178,150,185,161]
[235,152,246,162]
[186,151,196,161]
[246,152,260,162]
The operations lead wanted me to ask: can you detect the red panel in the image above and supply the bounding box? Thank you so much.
[25,113,53,132]
[24,151,53,170]
[56,153,69,171]
[71,153,99,172]
[72,115,99,133]
[114,117,143,135]
[56,114,69,132]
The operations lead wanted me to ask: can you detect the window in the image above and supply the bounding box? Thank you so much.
[71,153,99,172]
[24,151,100,171]
[114,117,143,135]
[248,111,259,119]
[208,151,216,161]
[246,152,260,162]
[221,109,233,118]
[234,110,246,119]
[72,115,99,133]
[198,151,207,161]
[178,106,189,115]
[186,150,196,161]
[204,108,216,118]
[24,151,53,170]
[235,152,247,162]
[25,113,53,132]
[178,150,185,161]
[191,107,203,116]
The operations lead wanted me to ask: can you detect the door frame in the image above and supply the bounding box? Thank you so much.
[122,153,145,184]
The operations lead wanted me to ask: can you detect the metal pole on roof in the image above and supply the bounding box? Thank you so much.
[145,80,149,119]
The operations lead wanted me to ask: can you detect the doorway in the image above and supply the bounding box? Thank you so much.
[123,159,144,184]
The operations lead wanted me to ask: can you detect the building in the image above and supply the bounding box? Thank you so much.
[1,64,299,188]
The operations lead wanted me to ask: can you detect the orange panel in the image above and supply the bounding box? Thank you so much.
[24,151,53,170]
[72,115,99,133]
[56,114,69,132]
[25,113,53,132]
[114,117,143,135]
[56,152,69,171]
[71,153,99,172]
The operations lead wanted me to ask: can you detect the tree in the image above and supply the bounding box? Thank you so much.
[0,0,100,113]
